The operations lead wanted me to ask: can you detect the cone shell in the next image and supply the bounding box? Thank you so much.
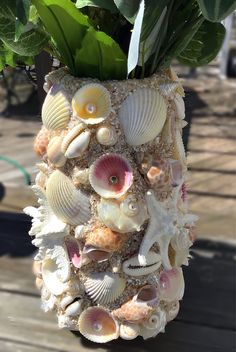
[89,153,133,199]
[46,170,91,225]
[84,272,126,305]
[42,85,70,131]
[119,323,140,340]
[78,307,119,343]
[159,268,185,302]
[113,299,153,323]
[118,88,167,146]
[61,124,91,159]
[96,125,118,146]
[122,251,161,276]
[34,126,49,157]
[85,227,124,252]
[72,84,111,125]
[47,136,66,167]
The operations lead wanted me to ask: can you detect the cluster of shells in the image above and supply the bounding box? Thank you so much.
[26,68,197,343]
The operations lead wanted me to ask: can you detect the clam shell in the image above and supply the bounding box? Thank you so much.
[113,299,153,323]
[89,153,133,199]
[118,88,167,146]
[72,84,111,125]
[42,85,70,131]
[85,226,124,252]
[84,272,126,305]
[96,125,117,146]
[122,251,161,276]
[97,197,148,233]
[159,268,185,302]
[33,126,49,157]
[78,307,119,343]
[46,170,91,225]
[61,124,91,159]
[119,323,140,340]
[42,257,68,296]
[47,136,66,167]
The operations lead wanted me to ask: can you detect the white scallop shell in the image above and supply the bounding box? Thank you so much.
[61,124,91,159]
[119,323,140,340]
[42,85,70,131]
[122,251,161,276]
[84,272,126,305]
[118,88,167,146]
[97,197,148,233]
[96,125,118,146]
[46,170,91,225]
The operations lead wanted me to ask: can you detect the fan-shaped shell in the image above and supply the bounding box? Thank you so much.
[47,136,66,167]
[78,307,119,343]
[84,272,126,305]
[96,125,117,146]
[119,323,140,340]
[159,268,185,302]
[72,84,111,125]
[97,197,148,233]
[33,126,49,157]
[61,124,91,159]
[89,153,133,199]
[42,85,70,131]
[118,88,167,146]
[46,170,91,225]
[122,251,161,276]
[85,226,124,252]
[42,257,68,296]
[113,299,153,323]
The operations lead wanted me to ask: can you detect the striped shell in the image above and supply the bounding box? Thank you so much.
[47,136,66,167]
[159,268,185,302]
[96,125,118,146]
[122,251,161,276]
[78,307,119,343]
[84,272,126,305]
[46,170,91,225]
[42,85,70,131]
[85,226,124,252]
[61,124,91,159]
[118,88,167,146]
[72,84,111,125]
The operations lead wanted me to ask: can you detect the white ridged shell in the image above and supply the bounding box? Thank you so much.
[96,125,118,146]
[118,88,167,146]
[119,323,140,340]
[42,85,70,131]
[84,272,126,305]
[122,251,161,276]
[46,170,91,225]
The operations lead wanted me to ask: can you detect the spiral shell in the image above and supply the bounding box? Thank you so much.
[122,251,161,276]
[42,85,70,131]
[96,125,118,146]
[89,153,133,198]
[46,170,91,225]
[72,84,111,125]
[47,136,66,167]
[140,308,167,339]
[85,226,124,252]
[119,323,140,340]
[159,268,185,302]
[84,272,126,305]
[33,126,49,157]
[78,307,119,343]
[118,88,167,146]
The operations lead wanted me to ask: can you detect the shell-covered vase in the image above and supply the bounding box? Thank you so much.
[25,68,197,343]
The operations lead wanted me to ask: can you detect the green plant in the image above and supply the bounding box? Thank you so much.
[0,0,235,79]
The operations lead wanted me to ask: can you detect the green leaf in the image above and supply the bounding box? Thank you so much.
[75,27,127,79]
[0,0,48,56]
[178,21,225,67]
[0,40,33,71]
[197,0,236,22]
[76,0,118,12]
[15,0,30,40]
[113,0,140,23]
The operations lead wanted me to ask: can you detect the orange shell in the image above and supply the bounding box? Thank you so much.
[34,126,49,157]
[113,300,153,323]
[85,227,124,252]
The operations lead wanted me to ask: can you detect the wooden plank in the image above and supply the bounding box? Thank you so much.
[0,340,54,352]
[0,185,37,212]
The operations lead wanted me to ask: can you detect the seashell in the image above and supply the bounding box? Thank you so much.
[64,278,81,295]
[74,225,85,239]
[46,170,91,226]
[33,126,49,157]
[118,88,167,146]
[174,94,185,119]
[84,272,126,305]
[120,194,143,217]
[146,159,171,190]
[122,251,161,277]
[135,285,159,306]
[159,268,185,302]
[89,153,133,199]
[168,159,183,187]
[47,136,66,167]
[78,307,119,343]
[83,245,111,262]
[97,197,148,233]
[35,171,47,189]
[65,236,81,268]
[42,84,70,131]
[72,84,111,125]
[166,300,180,322]
[96,125,117,146]
[113,299,153,323]
[43,74,52,93]
[65,300,83,317]
[33,260,42,279]
[60,295,78,310]
[140,308,166,339]
[35,277,43,290]
[42,257,68,296]
[61,124,91,159]
[159,82,180,98]
[41,288,57,312]
[72,167,90,187]
[119,323,140,340]
[85,226,124,252]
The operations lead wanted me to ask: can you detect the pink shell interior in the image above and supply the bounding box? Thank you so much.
[65,238,81,268]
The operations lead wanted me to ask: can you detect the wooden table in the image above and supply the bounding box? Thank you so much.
[0,212,235,352]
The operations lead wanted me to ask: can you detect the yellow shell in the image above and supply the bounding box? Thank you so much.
[42,85,70,131]
[72,84,111,125]
[61,124,91,159]
[47,136,66,167]
[85,226,124,252]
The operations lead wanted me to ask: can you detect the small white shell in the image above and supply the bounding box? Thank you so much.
[119,323,140,340]
[118,88,167,146]
[46,170,91,225]
[61,124,91,159]
[60,295,78,310]
[42,85,70,131]
[122,251,161,276]
[96,125,117,146]
[140,308,167,340]
[84,272,126,305]
[64,300,83,317]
